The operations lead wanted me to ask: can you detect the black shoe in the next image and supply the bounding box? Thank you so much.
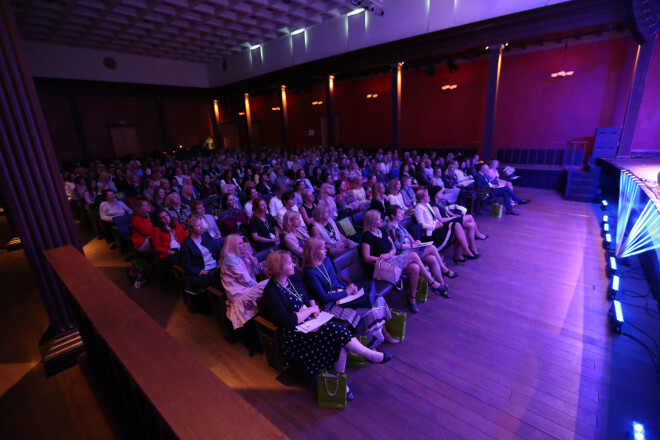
[475,234,489,241]
[443,270,459,279]
[408,299,419,313]
[380,353,393,364]
[431,283,449,296]
[465,253,481,260]
[518,199,531,205]
[347,389,354,401]
[506,211,520,216]
[453,257,467,264]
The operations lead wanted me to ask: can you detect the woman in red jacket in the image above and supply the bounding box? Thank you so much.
[152,208,188,267]
[131,199,153,253]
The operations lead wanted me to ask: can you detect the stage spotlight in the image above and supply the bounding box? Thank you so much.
[603,233,613,250]
[603,214,608,222]
[607,300,624,333]
[633,422,646,440]
[369,3,384,16]
[601,199,608,210]
[607,275,620,299]
[607,255,618,277]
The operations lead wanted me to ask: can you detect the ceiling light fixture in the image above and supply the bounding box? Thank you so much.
[250,44,261,50]
[347,8,365,16]
[291,28,305,35]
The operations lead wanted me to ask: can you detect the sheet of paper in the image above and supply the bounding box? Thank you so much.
[337,288,365,305]
[296,311,334,333]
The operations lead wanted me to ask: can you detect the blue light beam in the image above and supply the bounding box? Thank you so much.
[620,199,660,258]
[615,171,640,256]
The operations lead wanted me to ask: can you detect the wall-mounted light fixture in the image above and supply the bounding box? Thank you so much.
[271,107,281,111]
[366,94,379,99]
[312,101,324,105]
[238,112,245,116]
[441,85,458,90]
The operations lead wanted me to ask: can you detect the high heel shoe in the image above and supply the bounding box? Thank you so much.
[430,283,451,298]
[408,297,419,313]
[442,269,459,279]
[453,257,467,264]
[465,253,481,260]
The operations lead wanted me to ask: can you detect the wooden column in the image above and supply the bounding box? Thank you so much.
[0,0,83,372]
[66,94,90,161]
[325,75,335,147]
[618,35,656,157]
[210,99,223,150]
[244,92,253,152]
[392,62,403,153]
[279,85,289,154]
[482,44,504,162]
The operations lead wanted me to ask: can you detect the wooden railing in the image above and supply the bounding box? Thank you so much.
[44,245,285,440]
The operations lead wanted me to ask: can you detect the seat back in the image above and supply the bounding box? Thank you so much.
[352,210,365,228]
[332,247,364,282]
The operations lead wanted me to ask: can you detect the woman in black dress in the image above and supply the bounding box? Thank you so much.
[259,251,392,400]
[249,198,280,251]
[361,210,447,313]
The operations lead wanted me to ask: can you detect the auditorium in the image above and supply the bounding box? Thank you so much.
[1,0,659,438]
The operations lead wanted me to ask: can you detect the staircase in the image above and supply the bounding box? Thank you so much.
[564,161,602,202]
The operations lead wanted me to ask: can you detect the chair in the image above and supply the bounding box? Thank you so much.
[206,286,234,333]
[254,316,285,374]
[331,247,400,298]
[111,214,134,254]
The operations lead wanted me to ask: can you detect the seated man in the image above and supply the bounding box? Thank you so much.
[474,163,529,215]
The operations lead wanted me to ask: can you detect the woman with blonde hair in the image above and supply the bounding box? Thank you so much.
[260,250,392,401]
[361,210,448,313]
[310,204,357,257]
[282,211,310,269]
[219,234,268,330]
[386,179,405,212]
[302,238,398,347]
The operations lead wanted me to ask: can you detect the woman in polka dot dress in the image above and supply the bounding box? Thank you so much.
[259,251,392,400]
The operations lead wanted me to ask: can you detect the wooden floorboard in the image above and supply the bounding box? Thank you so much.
[3,187,659,439]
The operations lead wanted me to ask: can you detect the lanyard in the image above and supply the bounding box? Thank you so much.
[426,204,437,220]
[261,216,271,231]
[277,279,302,302]
[318,262,333,290]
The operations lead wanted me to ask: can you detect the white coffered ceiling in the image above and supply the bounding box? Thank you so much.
[10,0,355,63]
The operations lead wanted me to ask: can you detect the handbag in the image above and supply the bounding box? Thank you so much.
[317,370,347,409]
[384,308,407,342]
[373,258,403,290]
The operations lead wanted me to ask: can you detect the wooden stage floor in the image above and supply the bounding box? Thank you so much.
[2,187,659,439]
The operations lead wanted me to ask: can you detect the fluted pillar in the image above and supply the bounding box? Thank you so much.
[0,0,83,372]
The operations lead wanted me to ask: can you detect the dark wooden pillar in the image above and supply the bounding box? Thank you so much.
[66,94,90,162]
[0,0,83,373]
[325,75,335,147]
[392,62,403,153]
[279,85,289,154]
[244,92,253,152]
[482,44,504,162]
[210,99,223,150]
[618,35,656,157]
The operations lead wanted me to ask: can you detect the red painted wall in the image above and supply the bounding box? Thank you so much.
[38,94,82,163]
[287,85,325,151]
[335,74,392,149]
[495,38,635,146]
[249,92,283,148]
[402,59,490,148]
[77,96,162,158]
[162,98,213,149]
[633,37,660,152]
